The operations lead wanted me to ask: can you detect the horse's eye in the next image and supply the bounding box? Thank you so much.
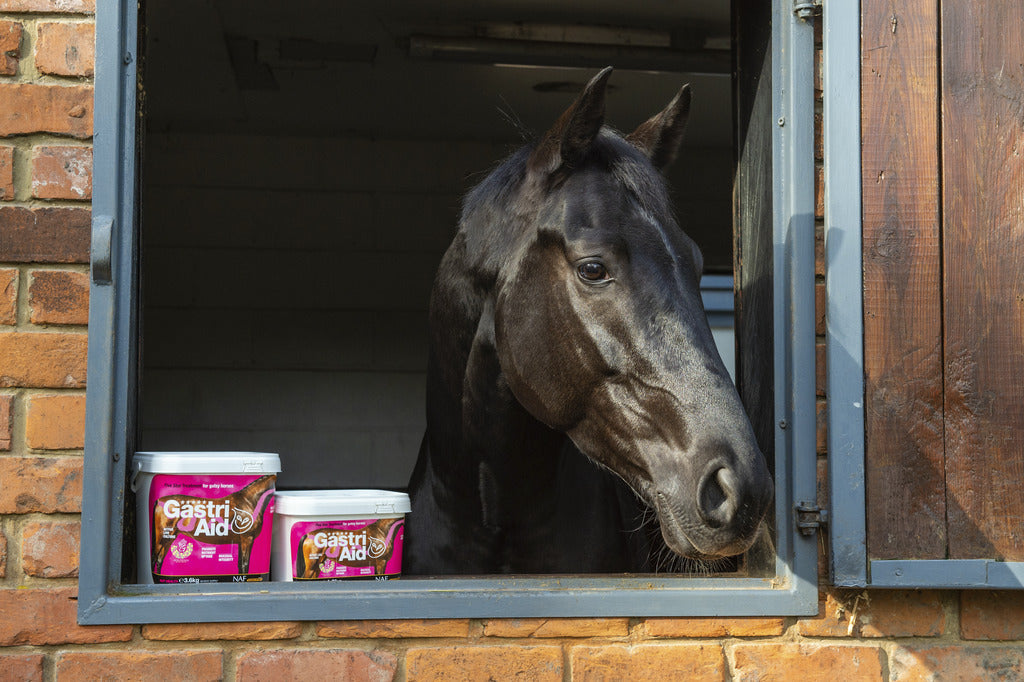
[577,261,611,283]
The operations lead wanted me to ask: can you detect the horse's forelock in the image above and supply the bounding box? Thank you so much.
[599,133,676,222]
[460,131,675,238]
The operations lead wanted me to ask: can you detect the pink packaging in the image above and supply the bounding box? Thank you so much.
[290,518,404,579]
[272,490,411,581]
[132,452,281,584]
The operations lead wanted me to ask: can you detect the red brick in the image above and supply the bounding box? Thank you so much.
[35,21,94,77]
[1,268,16,324]
[0,0,94,13]
[0,394,10,450]
[0,20,21,76]
[814,45,823,101]
[814,111,824,160]
[0,145,13,201]
[815,223,825,276]
[961,590,1024,640]
[0,456,82,513]
[796,591,945,638]
[0,528,6,577]
[572,643,725,681]
[815,281,826,336]
[815,164,825,219]
[56,651,221,681]
[26,393,85,450]
[0,587,132,645]
[317,619,470,639]
[31,146,92,200]
[406,646,562,682]
[816,400,828,454]
[889,645,1024,681]
[29,269,89,325]
[236,649,397,682]
[483,617,629,638]
[816,341,826,396]
[22,520,79,577]
[0,84,92,138]
[0,654,43,682]
[732,643,884,682]
[0,207,91,263]
[639,617,785,638]
[0,332,88,387]
[142,621,303,641]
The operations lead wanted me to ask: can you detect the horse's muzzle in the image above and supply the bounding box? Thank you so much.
[653,453,772,559]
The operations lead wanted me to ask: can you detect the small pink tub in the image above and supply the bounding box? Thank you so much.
[272,490,411,581]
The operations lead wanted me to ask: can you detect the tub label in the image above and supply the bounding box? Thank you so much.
[149,474,276,583]
[290,518,404,579]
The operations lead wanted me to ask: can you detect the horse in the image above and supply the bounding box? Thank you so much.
[151,474,276,579]
[404,67,773,575]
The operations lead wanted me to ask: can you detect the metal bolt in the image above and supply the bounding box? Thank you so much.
[777,116,786,127]
[779,419,788,429]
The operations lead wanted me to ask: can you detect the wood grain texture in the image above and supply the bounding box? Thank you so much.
[861,0,946,559]
[941,0,1024,560]
[732,0,775,469]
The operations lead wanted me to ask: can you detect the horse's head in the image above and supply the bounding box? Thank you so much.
[479,68,772,560]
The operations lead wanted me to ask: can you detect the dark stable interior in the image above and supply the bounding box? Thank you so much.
[138,0,737,496]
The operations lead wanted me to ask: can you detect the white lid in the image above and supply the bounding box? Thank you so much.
[274,489,411,517]
[133,451,281,475]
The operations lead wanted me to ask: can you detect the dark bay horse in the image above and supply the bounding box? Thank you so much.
[405,68,772,574]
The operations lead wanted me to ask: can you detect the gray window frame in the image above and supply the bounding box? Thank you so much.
[79,0,823,624]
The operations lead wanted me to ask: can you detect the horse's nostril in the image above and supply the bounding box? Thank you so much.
[698,467,739,528]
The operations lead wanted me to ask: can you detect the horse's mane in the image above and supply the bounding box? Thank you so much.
[460,130,675,229]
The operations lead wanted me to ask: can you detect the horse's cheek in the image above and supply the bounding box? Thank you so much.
[495,295,568,426]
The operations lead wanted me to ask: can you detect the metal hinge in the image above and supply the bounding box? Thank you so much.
[796,502,829,536]
[794,0,822,20]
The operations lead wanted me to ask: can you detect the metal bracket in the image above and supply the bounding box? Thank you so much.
[796,502,828,536]
[91,215,114,285]
[793,0,822,20]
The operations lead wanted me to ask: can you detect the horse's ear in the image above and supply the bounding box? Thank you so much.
[626,84,691,170]
[528,66,613,174]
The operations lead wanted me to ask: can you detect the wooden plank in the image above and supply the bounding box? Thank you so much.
[732,0,775,468]
[861,0,945,559]
[941,0,1024,561]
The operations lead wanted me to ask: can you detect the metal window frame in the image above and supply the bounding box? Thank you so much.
[78,0,821,624]
[822,1,1023,590]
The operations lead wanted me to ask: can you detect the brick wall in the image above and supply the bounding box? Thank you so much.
[2,3,1024,680]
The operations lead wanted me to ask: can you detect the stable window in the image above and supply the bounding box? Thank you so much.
[80,0,831,623]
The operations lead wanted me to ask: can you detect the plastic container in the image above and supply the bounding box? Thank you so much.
[272,490,411,581]
[131,451,281,584]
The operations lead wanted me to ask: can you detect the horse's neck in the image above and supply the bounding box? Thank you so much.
[424,255,567,525]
